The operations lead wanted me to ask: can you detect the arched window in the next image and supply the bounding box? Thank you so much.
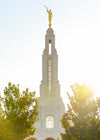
[46,138,55,140]
[46,116,54,128]
[28,138,37,140]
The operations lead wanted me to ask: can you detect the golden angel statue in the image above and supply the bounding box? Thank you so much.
[44,6,53,28]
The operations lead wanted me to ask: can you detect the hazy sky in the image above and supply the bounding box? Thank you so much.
[0,0,100,106]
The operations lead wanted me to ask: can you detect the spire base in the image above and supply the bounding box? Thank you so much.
[49,23,52,28]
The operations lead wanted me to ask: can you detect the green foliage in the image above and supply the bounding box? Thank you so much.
[0,82,39,140]
[61,83,100,140]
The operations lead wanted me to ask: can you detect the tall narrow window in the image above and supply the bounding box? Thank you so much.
[49,43,51,54]
[46,116,54,128]
[48,60,52,93]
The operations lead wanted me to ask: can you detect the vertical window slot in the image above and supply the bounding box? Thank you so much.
[49,43,51,54]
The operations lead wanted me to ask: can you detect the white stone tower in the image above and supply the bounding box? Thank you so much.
[31,8,65,140]
[32,27,65,140]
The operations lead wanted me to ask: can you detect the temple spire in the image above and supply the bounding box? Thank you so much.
[33,10,65,140]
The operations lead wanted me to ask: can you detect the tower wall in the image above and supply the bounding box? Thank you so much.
[31,28,65,140]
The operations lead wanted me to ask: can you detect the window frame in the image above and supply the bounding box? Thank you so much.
[46,115,54,128]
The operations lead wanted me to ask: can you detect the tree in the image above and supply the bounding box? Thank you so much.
[96,97,100,138]
[0,82,39,140]
[0,118,15,140]
[61,83,100,140]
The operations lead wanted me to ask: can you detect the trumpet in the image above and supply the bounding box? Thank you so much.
[44,5,48,10]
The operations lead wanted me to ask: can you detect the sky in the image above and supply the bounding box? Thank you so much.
[0,0,100,107]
